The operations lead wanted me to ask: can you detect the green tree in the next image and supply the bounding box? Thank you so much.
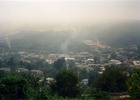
[7,57,16,71]
[79,68,88,80]
[127,68,140,99]
[35,90,48,100]
[50,69,80,98]
[88,70,99,86]
[0,76,32,100]
[81,86,112,100]
[53,57,66,70]
[94,55,100,64]
[94,66,127,92]
[21,73,40,91]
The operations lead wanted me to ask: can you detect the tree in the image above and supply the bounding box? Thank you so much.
[94,66,127,92]
[53,57,66,70]
[7,57,16,71]
[35,90,48,100]
[79,68,88,80]
[80,86,112,100]
[50,69,80,98]
[0,76,32,100]
[88,70,99,86]
[94,55,100,64]
[127,68,140,99]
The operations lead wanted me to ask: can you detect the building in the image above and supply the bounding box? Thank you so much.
[46,77,55,84]
[80,79,88,85]
[16,68,28,73]
[85,58,94,64]
[65,57,76,68]
[132,61,140,68]
[109,59,122,65]
[30,70,43,77]
[0,67,10,72]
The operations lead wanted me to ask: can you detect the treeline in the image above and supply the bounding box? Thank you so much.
[0,66,140,100]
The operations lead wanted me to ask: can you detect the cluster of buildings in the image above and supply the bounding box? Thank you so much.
[0,41,140,85]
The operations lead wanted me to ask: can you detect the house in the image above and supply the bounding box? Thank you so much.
[132,61,140,68]
[30,70,43,77]
[48,54,59,62]
[100,67,105,71]
[80,79,88,85]
[46,77,54,84]
[109,59,122,65]
[85,58,94,64]
[65,57,76,68]
[98,71,103,74]
[123,60,134,67]
[16,68,28,73]
[88,64,102,67]
[0,67,10,72]
[46,59,53,64]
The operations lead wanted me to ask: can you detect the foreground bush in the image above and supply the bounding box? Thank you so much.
[50,69,80,98]
[0,76,32,100]
[127,68,140,99]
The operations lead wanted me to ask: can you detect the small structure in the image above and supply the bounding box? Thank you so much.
[65,57,76,68]
[0,67,10,72]
[80,79,88,85]
[100,67,105,71]
[109,59,122,65]
[46,59,53,64]
[132,61,140,68]
[88,64,102,67]
[85,59,94,64]
[30,70,43,77]
[46,77,55,84]
[16,68,28,73]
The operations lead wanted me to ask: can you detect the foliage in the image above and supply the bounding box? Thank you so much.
[53,57,66,70]
[0,70,9,79]
[94,66,127,92]
[20,73,40,91]
[0,76,32,100]
[50,69,80,98]
[88,70,99,86]
[79,68,88,80]
[81,86,112,100]
[43,67,58,77]
[127,68,140,99]
[35,90,48,100]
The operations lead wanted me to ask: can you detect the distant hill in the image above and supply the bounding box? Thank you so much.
[1,20,140,52]
[86,21,140,47]
[8,30,89,53]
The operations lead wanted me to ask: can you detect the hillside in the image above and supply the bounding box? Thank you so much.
[1,21,140,52]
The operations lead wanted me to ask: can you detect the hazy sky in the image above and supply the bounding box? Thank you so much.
[0,0,140,32]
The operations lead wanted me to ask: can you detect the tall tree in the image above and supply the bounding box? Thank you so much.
[0,76,32,100]
[94,66,127,92]
[50,69,80,98]
[53,57,66,70]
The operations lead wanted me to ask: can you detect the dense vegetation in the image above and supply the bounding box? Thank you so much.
[0,66,140,100]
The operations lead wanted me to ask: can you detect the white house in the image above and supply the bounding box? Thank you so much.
[109,59,122,65]
[132,61,140,68]
[80,79,88,85]
[16,68,28,73]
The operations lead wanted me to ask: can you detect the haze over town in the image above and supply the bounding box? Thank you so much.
[0,0,140,100]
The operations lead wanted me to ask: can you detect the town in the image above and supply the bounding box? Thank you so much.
[0,39,139,82]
